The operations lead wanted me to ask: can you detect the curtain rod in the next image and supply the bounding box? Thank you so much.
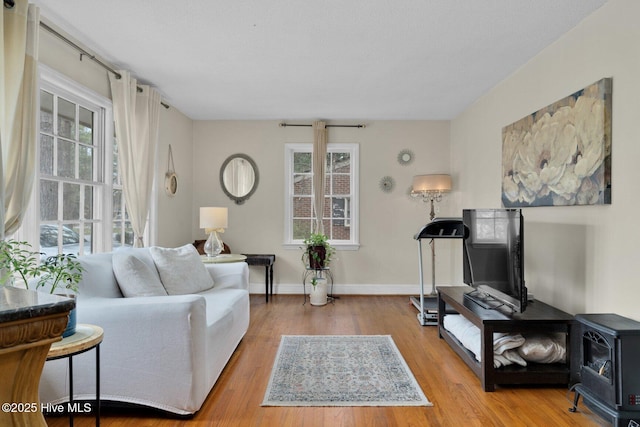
[39,21,170,109]
[279,123,366,128]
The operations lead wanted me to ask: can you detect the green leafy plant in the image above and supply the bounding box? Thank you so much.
[0,240,41,288]
[0,239,83,294]
[38,254,83,294]
[302,232,335,269]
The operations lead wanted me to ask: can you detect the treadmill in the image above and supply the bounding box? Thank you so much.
[413,218,464,325]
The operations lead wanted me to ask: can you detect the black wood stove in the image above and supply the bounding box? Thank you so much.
[570,313,640,426]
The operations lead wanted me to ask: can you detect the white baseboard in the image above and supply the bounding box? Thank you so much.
[248,282,426,296]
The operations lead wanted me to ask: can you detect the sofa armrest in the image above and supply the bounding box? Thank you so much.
[77,295,207,345]
[204,262,249,291]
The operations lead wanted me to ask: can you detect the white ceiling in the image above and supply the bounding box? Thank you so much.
[31,0,607,121]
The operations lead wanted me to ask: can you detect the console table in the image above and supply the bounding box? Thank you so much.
[437,286,573,392]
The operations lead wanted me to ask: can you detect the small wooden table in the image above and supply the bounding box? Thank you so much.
[47,324,103,426]
[243,254,276,302]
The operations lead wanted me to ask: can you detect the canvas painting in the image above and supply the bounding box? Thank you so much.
[501,78,612,207]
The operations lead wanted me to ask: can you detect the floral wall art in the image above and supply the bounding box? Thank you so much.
[501,78,612,207]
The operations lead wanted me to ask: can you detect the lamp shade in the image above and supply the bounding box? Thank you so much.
[199,207,228,229]
[412,174,452,193]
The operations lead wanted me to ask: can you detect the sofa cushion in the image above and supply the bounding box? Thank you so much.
[113,252,168,297]
[150,244,214,295]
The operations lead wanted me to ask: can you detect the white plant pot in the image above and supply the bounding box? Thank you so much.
[309,278,328,306]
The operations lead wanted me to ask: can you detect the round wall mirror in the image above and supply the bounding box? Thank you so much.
[220,153,259,205]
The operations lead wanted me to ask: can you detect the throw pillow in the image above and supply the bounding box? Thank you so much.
[150,244,214,295]
[113,252,168,297]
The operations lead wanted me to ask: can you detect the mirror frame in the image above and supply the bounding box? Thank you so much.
[219,153,259,205]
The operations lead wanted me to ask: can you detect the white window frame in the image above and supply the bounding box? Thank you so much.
[16,65,116,254]
[283,143,359,250]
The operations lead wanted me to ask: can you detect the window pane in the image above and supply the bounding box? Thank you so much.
[84,186,94,219]
[113,189,123,220]
[79,145,93,181]
[323,196,331,217]
[293,196,312,218]
[332,197,349,222]
[57,98,76,139]
[62,183,80,220]
[293,152,311,173]
[112,142,120,185]
[40,134,54,175]
[112,223,122,248]
[293,219,312,240]
[61,223,81,256]
[332,174,350,195]
[40,91,54,133]
[332,222,351,240]
[83,223,93,255]
[124,221,134,246]
[39,224,58,251]
[78,107,93,144]
[293,174,311,195]
[40,180,58,221]
[57,139,75,178]
[331,152,350,173]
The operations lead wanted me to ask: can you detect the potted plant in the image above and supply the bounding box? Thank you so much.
[37,253,83,337]
[302,232,335,269]
[0,239,83,337]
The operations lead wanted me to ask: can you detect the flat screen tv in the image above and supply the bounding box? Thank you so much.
[462,208,527,313]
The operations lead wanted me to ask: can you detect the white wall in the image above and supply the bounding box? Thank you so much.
[450,0,640,320]
[192,120,452,294]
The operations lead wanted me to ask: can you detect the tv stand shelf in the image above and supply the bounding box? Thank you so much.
[437,286,573,392]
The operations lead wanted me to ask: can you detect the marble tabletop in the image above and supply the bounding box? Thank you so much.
[0,286,75,323]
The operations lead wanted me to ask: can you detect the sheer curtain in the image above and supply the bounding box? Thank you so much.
[109,70,160,247]
[312,121,327,235]
[1,0,39,238]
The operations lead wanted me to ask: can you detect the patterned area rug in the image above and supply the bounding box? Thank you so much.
[262,335,432,407]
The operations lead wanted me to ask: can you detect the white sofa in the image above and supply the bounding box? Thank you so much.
[39,246,250,415]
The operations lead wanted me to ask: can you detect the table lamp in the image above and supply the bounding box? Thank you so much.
[199,207,228,258]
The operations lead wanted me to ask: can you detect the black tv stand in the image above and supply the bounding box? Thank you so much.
[438,286,573,392]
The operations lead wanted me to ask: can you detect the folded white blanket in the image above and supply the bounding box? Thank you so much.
[443,314,527,368]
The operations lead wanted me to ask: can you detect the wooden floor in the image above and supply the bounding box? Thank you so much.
[45,295,607,427]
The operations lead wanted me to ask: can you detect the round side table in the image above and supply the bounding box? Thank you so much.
[200,254,247,263]
[46,324,103,427]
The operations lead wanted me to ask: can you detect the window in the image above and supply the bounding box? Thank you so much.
[284,143,359,249]
[17,66,115,256]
